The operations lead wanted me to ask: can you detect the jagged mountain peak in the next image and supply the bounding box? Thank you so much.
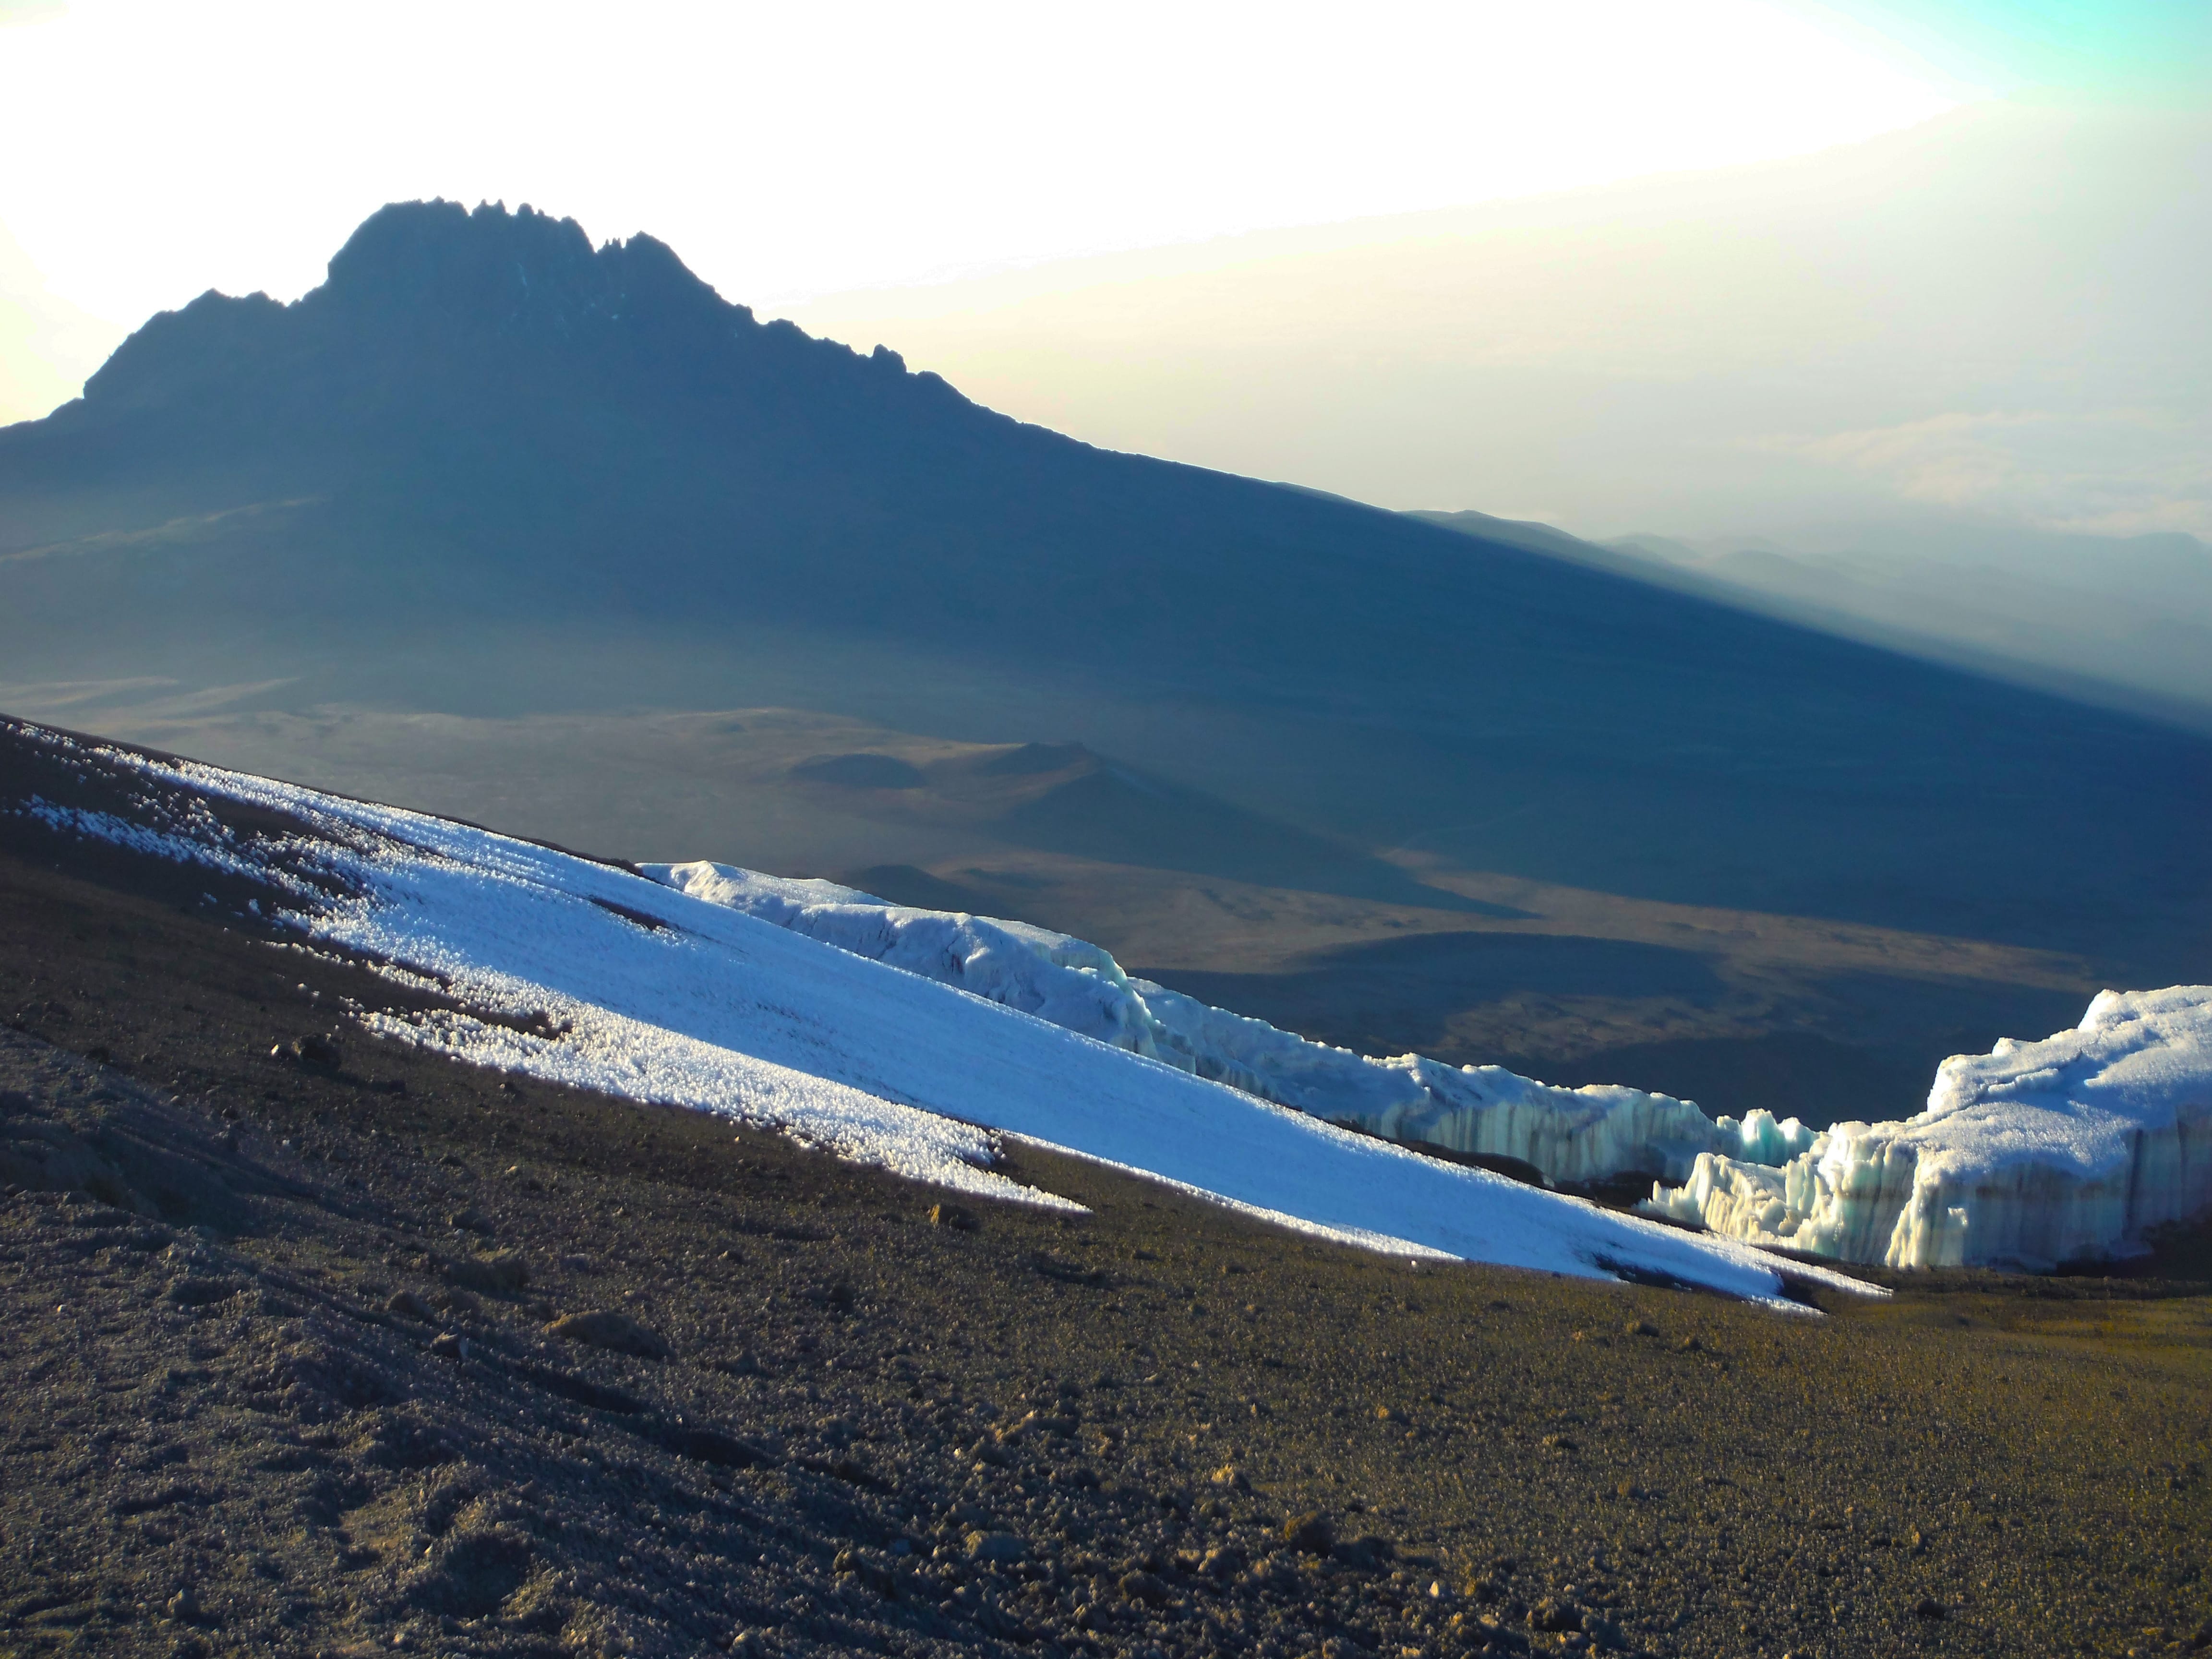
[3,203,2205,987]
[313,198,729,333]
[66,198,938,433]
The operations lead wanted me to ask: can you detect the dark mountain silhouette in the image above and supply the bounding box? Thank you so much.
[1,199,2206,977]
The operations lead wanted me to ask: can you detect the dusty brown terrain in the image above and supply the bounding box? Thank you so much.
[3,786,2211,1659]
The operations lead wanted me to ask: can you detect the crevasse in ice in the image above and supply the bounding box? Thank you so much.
[644,862,1814,1186]
[1642,986,2212,1269]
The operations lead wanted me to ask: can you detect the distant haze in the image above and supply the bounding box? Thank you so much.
[0,0,1969,421]
[784,102,2212,548]
[4,2,2204,720]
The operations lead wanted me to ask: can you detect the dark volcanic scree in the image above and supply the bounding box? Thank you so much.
[0,721,2209,1659]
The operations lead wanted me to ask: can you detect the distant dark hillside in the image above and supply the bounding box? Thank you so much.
[1,200,2206,975]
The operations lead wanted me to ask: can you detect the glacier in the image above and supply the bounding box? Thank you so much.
[644,861,1815,1186]
[1644,986,2212,1269]
[12,727,1874,1307]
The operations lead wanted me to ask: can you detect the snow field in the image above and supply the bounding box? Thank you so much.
[645,862,1815,1185]
[1645,987,2212,1269]
[30,742,1871,1306]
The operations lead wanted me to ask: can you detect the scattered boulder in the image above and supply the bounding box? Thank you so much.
[1118,1569,1171,1605]
[1914,1597,1948,1621]
[545,1310,670,1359]
[429,1332,470,1361]
[1282,1512,1335,1555]
[385,1289,435,1320]
[1532,1597,1584,1633]
[447,1250,529,1294]
[274,1034,342,1069]
[656,1421,768,1470]
[965,1530,1026,1565]
[165,1276,239,1308]
[928,1202,975,1231]
[405,1527,535,1618]
[1332,1535,1394,1572]
[1209,1463,1248,1491]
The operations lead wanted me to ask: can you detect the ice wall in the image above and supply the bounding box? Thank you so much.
[1645,986,2212,1269]
[19,727,1883,1306]
[645,862,1810,1185]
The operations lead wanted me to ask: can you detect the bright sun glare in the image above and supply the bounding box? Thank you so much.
[1,0,1959,332]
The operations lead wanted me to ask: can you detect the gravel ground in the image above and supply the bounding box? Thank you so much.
[3,778,2211,1659]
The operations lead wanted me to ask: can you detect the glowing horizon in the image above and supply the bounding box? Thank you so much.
[2,0,2201,552]
[0,0,1966,422]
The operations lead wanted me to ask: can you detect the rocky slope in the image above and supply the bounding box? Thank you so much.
[4,739,2212,1658]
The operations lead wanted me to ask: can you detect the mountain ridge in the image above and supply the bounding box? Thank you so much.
[1,199,2206,987]
[1411,508,2212,735]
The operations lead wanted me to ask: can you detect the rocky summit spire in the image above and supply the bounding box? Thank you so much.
[78,200,763,417]
[312,200,731,340]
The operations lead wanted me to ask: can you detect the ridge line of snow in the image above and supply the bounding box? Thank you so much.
[640,860,1820,1188]
[1643,986,2212,1269]
[24,730,1880,1305]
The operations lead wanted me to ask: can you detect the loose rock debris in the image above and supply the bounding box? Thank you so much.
[3,793,2212,1658]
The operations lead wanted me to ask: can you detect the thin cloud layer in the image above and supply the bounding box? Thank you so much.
[1757,409,2212,540]
[787,101,2210,545]
[0,0,1954,412]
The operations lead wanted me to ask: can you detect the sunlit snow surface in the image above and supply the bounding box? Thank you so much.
[645,861,1815,1186]
[19,737,1875,1306]
[1646,987,2212,1268]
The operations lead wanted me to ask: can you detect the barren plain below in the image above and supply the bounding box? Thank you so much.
[2,802,2209,1659]
[0,688,2108,1131]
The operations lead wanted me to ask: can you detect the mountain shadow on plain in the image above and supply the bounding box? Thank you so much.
[1,198,2206,983]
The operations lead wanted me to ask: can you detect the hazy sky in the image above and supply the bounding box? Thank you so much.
[2,0,2205,545]
[787,100,2211,542]
[0,0,1971,410]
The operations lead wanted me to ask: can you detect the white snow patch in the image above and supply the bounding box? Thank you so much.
[644,861,1816,1185]
[1645,986,2212,1268]
[33,739,1879,1305]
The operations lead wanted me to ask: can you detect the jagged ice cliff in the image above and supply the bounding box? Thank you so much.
[648,865,2212,1272]
[1644,986,2212,1269]
[645,863,1818,1185]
